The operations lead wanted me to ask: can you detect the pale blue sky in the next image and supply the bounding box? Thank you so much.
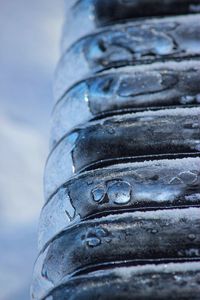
[0,0,64,133]
[0,1,64,299]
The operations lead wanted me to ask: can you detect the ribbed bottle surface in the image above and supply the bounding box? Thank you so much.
[32,1,200,299]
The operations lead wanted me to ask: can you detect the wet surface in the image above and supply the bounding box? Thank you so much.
[33,207,200,300]
[45,108,200,199]
[52,60,200,146]
[44,262,200,300]
[56,15,200,100]
[39,157,200,250]
[33,2,200,299]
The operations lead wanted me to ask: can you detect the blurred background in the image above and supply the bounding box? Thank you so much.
[0,1,64,299]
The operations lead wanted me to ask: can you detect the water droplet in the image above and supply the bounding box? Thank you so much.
[71,162,75,174]
[190,4,200,12]
[195,144,200,152]
[41,267,48,280]
[106,126,115,134]
[196,94,200,103]
[184,121,196,130]
[96,228,107,237]
[185,193,200,201]
[174,275,181,282]
[59,189,76,220]
[178,171,198,184]
[101,78,114,93]
[192,122,199,129]
[84,92,89,103]
[105,237,112,243]
[150,175,159,181]
[180,95,195,104]
[147,228,158,234]
[188,234,196,241]
[169,177,183,185]
[86,237,101,248]
[174,275,186,286]
[84,227,109,248]
[186,248,200,257]
[67,131,79,147]
[107,181,131,205]
[91,186,106,203]
[196,275,200,284]
[164,264,170,270]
